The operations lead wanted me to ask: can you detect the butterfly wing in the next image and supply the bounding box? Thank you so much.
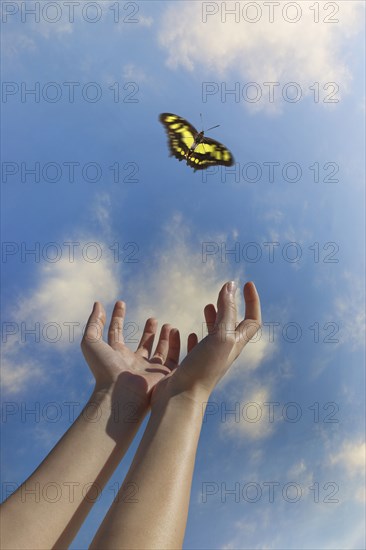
[159,113,198,162]
[186,136,234,171]
[159,113,234,172]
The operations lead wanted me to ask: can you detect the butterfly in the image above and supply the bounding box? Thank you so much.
[159,113,234,171]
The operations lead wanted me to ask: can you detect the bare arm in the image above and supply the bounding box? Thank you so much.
[0,301,181,549]
[90,281,262,549]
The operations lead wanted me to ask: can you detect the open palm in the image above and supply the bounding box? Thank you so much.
[81,282,261,414]
[150,281,261,408]
[81,301,181,411]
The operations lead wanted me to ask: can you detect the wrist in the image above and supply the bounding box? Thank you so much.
[91,382,149,426]
[151,379,211,419]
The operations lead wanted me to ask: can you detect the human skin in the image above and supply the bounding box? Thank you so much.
[1,281,261,550]
[0,302,184,549]
[90,281,261,549]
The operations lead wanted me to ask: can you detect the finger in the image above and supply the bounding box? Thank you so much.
[204,304,217,334]
[136,318,158,358]
[236,282,262,343]
[187,333,198,353]
[244,281,261,323]
[151,324,172,365]
[108,301,126,347]
[214,281,238,336]
[166,328,181,370]
[82,302,106,345]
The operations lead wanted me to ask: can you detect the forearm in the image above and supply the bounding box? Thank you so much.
[0,384,147,550]
[90,391,207,550]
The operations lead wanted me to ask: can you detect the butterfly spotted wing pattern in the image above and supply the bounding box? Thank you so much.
[159,113,234,171]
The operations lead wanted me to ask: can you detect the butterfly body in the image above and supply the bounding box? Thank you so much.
[187,130,204,158]
[159,113,234,171]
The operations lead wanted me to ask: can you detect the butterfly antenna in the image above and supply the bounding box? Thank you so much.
[206,124,220,132]
[200,113,219,132]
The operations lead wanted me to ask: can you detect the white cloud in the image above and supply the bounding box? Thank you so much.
[262,209,284,225]
[158,1,363,113]
[355,484,366,504]
[16,10,73,41]
[137,15,153,27]
[2,209,260,394]
[219,383,275,441]
[309,269,365,355]
[116,13,153,30]
[122,63,147,82]
[1,31,36,59]
[92,192,113,239]
[259,218,313,255]
[288,459,306,477]
[128,213,270,370]
[326,438,366,507]
[14,192,120,336]
[2,193,121,394]
[2,249,120,394]
[287,459,314,494]
[1,354,45,395]
[17,251,119,327]
[333,271,366,351]
[2,210,271,394]
[330,440,366,477]
[129,215,219,334]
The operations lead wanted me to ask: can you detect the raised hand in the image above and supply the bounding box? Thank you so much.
[90,282,262,550]
[81,300,181,412]
[150,281,261,407]
[1,304,186,550]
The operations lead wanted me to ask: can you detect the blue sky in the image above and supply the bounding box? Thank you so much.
[1,1,365,548]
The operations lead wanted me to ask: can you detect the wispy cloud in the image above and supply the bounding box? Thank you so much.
[122,63,148,82]
[330,439,366,477]
[219,382,275,441]
[2,194,121,394]
[1,31,36,59]
[158,1,363,113]
[128,213,269,369]
[136,15,153,28]
[2,250,120,394]
[333,271,366,351]
[1,354,45,395]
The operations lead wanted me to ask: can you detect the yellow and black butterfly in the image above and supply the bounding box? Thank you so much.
[159,113,234,171]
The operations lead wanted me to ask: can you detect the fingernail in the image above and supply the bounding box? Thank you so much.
[227,281,237,295]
